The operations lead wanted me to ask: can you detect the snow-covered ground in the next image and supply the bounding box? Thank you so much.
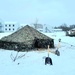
[0,32,75,75]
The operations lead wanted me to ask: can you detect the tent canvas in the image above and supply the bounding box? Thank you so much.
[0,25,54,51]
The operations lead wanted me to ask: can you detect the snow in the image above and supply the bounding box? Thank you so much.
[0,31,75,75]
[0,32,13,39]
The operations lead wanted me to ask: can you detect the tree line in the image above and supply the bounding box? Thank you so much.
[54,24,75,31]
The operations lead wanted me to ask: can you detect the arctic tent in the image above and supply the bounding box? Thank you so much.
[0,25,54,51]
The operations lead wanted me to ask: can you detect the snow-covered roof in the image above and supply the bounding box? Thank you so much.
[4,22,18,24]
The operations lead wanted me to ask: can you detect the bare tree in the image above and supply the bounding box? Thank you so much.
[33,18,38,29]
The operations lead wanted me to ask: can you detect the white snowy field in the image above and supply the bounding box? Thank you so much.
[0,32,75,75]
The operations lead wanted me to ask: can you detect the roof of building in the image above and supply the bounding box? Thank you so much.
[4,22,18,24]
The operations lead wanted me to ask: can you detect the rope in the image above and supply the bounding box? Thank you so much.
[54,38,75,49]
[10,51,28,62]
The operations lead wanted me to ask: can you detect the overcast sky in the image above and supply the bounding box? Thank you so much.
[0,0,75,27]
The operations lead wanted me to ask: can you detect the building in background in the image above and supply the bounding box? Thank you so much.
[33,24,43,32]
[3,22,20,32]
[0,19,4,32]
[0,19,53,33]
[32,23,48,33]
[0,22,3,32]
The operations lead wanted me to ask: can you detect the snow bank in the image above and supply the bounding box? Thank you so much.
[0,32,75,75]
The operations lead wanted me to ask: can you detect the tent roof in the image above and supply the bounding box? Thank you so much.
[1,25,53,43]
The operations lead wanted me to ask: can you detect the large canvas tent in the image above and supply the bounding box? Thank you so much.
[0,25,54,51]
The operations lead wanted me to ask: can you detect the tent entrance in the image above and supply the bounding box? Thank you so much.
[34,38,41,48]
